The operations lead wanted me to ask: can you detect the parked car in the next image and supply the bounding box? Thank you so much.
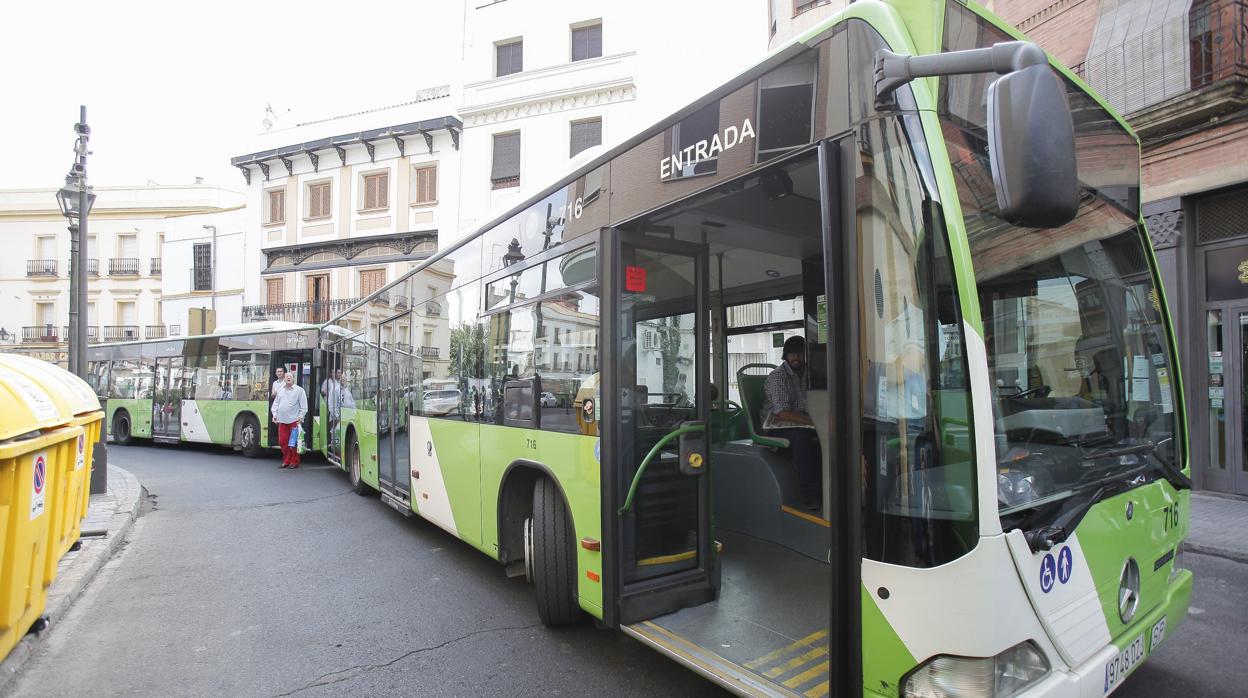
[540,391,558,408]
[423,389,461,416]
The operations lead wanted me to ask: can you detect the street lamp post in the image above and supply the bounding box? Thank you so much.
[56,106,106,495]
[55,106,95,378]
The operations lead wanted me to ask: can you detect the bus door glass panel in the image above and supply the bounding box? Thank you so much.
[376,336,397,492]
[153,357,182,438]
[617,238,708,585]
[322,345,346,464]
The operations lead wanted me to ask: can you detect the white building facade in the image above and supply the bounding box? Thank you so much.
[455,0,765,242]
[0,184,243,366]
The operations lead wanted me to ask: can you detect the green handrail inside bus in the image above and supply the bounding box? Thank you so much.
[618,422,706,515]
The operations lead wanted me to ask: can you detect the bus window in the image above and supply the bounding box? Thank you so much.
[856,113,976,568]
[533,288,599,434]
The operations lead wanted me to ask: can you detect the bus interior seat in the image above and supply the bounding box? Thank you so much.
[736,364,788,450]
[235,384,251,401]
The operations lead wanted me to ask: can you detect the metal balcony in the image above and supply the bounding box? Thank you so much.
[150,257,162,276]
[27,259,57,277]
[88,259,99,276]
[103,325,140,342]
[145,325,168,339]
[241,298,360,324]
[419,346,440,359]
[59,326,100,343]
[22,325,61,343]
[109,258,140,276]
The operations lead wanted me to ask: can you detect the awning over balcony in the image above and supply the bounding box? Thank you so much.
[1083,0,1248,116]
[231,115,462,184]
[261,230,438,274]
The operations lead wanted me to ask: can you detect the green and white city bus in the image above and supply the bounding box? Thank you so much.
[314,1,1193,695]
[86,322,325,457]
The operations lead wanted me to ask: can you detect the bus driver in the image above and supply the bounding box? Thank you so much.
[762,335,821,510]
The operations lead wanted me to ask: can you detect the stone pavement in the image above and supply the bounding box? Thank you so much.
[0,465,143,693]
[1189,491,1248,562]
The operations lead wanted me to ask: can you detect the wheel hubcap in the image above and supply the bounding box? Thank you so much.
[241,424,254,447]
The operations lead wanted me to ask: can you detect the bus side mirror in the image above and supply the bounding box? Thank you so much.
[987,64,1079,228]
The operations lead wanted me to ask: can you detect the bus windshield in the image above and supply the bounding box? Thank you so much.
[940,2,1180,514]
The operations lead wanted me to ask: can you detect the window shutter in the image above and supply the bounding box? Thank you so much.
[310,181,331,218]
[266,277,284,304]
[491,133,521,181]
[360,269,386,296]
[377,172,389,209]
[572,24,602,62]
[415,166,437,204]
[497,41,522,76]
[570,119,602,157]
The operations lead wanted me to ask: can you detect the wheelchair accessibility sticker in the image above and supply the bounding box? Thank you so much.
[1040,545,1075,593]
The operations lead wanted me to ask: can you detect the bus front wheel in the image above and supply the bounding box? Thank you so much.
[239,416,263,458]
[530,477,580,626]
[113,412,132,446]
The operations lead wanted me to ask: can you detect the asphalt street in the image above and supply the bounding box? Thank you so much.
[6,443,1245,697]
[6,443,725,697]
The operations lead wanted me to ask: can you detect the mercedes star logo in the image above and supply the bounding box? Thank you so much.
[1118,557,1140,623]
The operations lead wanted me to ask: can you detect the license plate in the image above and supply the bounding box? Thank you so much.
[1103,617,1166,694]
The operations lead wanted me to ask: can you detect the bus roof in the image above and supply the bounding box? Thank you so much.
[89,321,319,349]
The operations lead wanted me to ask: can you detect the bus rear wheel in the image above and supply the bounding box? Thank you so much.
[112,412,132,446]
[530,477,579,626]
[348,436,369,496]
[239,416,263,458]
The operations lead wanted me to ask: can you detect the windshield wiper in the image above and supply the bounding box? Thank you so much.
[1079,439,1192,492]
[1080,440,1156,462]
[1021,468,1144,552]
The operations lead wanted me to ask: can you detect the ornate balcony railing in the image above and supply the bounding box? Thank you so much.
[145,325,168,339]
[150,257,162,276]
[104,325,140,342]
[419,346,440,359]
[27,259,57,277]
[22,325,60,343]
[242,298,360,324]
[109,258,140,276]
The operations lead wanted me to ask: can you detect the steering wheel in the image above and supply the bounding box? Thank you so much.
[1011,384,1052,399]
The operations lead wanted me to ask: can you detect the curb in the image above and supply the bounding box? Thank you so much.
[0,465,143,694]
[1187,543,1248,565]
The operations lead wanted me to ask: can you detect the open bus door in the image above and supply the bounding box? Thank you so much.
[606,232,717,624]
[270,349,315,451]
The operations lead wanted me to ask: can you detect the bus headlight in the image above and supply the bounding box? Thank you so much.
[901,641,1050,698]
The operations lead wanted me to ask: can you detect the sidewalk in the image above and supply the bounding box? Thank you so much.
[1189,491,1248,563]
[0,465,143,693]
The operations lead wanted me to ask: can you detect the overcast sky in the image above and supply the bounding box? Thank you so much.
[1,1,765,192]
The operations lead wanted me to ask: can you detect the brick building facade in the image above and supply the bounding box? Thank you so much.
[991,0,1248,495]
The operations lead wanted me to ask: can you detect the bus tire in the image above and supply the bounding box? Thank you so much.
[112,411,133,446]
[239,415,263,458]
[531,477,580,626]
[348,434,370,496]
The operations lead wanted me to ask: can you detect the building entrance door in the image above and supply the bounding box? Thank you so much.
[1204,306,1248,495]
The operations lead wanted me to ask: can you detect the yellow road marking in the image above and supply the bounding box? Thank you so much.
[782,660,830,689]
[779,505,831,527]
[744,630,829,669]
[804,679,830,697]
[763,645,829,679]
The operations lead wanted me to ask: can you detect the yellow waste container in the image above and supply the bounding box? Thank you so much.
[0,355,103,564]
[0,364,86,663]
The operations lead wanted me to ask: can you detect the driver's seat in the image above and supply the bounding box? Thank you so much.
[737,364,789,450]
